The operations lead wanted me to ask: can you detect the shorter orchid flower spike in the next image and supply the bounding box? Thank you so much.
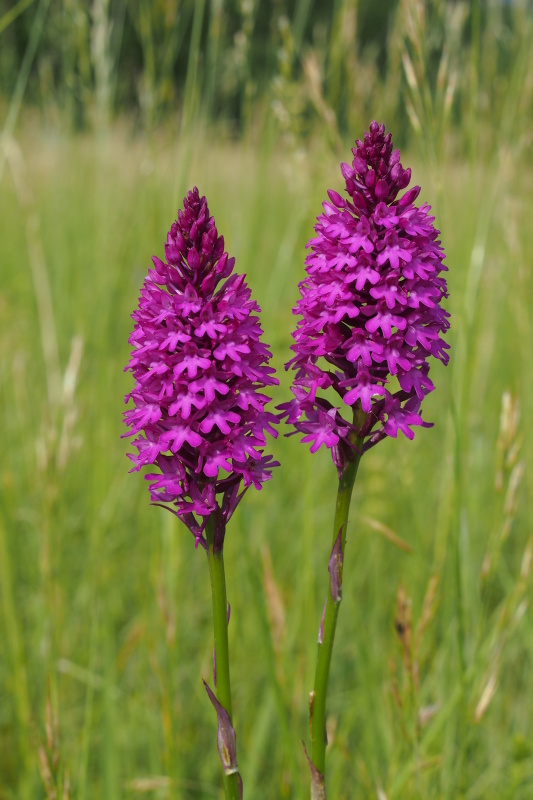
[124,188,279,549]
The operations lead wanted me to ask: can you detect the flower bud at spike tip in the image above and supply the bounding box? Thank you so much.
[278,122,450,470]
[203,680,240,780]
[123,188,279,550]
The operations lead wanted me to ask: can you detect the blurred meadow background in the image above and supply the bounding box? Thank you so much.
[1,0,533,798]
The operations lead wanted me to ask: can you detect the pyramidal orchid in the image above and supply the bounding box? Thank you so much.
[124,188,279,799]
[124,187,279,548]
[280,121,449,466]
[279,122,449,797]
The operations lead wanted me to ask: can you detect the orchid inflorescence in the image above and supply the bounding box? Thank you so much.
[279,121,449,470]
[124,188,279,551]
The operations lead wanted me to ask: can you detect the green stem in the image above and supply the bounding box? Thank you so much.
[206,517,241,800]
[310,409,366,792]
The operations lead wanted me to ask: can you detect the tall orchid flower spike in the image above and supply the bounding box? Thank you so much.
[279,122,449,797]
[124,188,279,800]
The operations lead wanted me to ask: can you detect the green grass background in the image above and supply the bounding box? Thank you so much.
[1,1,533,798]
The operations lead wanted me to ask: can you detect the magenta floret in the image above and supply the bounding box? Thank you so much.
[124,188,279,549]
[279,121,450,468]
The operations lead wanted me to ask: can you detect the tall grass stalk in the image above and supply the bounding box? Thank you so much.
[0,513,32,793]
[0,0,51,184]
[180,0,206,134]
[0,0,36,36]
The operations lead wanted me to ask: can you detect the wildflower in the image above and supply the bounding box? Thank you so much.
[279,121,449,468]
[124,188,278,549]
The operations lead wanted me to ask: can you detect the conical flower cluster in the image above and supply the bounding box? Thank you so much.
[280,121,449,467]
[124,188,278,549]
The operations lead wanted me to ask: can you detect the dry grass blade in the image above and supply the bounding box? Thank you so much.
[261,544,286,659]
[483,391,524,576]
[303,51,341,149]
[38,745,56,799]
[124,776,172,793]
[415,574,440,651]
[361,515,414,553]
[37,689,70,799]
[474,671,498,723]
[57,335,84,471]
[394,585,413,682]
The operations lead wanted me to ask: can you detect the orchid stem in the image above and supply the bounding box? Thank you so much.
[309,409,365,796]
[206,517,241,800]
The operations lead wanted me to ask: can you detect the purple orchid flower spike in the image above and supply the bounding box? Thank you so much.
[124,187,279,551]
[279,122,450,797]
[124,189,278,800]
[279,120,449,472]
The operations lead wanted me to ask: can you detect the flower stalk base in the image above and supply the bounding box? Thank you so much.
[206,517,241,800]
[309,409,366,793]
